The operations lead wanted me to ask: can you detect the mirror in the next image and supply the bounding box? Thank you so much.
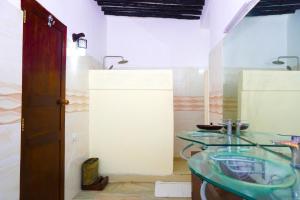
[222,3,300,135]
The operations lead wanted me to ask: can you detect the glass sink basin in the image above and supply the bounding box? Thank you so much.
[209,152,296,189]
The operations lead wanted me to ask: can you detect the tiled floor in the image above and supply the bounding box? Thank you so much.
[173,157,190,175]
[73,158,191,200]
[74,182,191,200]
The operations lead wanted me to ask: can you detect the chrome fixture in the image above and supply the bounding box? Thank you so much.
[220,120,233,152]
[272,56,300,71]
[221,120,249,136]
[200,181,208,200]
[48,15,55,27]
[236,120,242,136]
[103,56,128,70]
[223,120,233,136]
[273,135,300,169]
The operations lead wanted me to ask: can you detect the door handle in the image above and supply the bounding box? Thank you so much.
[57,99,70,106]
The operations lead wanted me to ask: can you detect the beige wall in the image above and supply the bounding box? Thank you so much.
[208,41,224,123]
[238,70,300,135]
[65,55,100,200]
[223,68,241,121]
[223,68,286,121]
[89,70,174,175]
[173,68,205,157]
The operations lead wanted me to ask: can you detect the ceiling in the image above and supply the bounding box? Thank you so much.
[248,0,300,16]
[94,0,205,20]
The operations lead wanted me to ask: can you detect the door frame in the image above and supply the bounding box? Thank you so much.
[20,0,67,199]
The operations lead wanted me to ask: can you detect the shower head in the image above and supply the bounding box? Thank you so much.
[272,56,300,71]
[118,59,128,64]
[103,56,129,69]
[272,60,285,65]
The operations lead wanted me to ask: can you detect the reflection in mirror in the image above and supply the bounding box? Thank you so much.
[223,3,300,135]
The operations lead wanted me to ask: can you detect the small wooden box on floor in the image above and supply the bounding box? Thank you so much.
[81,158,109,191]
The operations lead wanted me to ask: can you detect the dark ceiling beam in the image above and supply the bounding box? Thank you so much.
[97,0,204,6]
[96,1,203,10]
[104,10,200,20]
[257,0,300,7]
[255,4,300,11]
[249,0,300,16]
[248,9,295,16]
[102,6,202,15]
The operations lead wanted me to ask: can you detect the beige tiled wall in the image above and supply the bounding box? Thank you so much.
[223,68,240,120]
[65,55,101,200]
[173,68,205,157]
[209,41,224,123]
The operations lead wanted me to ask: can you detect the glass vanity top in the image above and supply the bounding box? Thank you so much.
[177,130,290,147]
[238,131,292,147]
[177,131,254,146]
[189,147,300,200]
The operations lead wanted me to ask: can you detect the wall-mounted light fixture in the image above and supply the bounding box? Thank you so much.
[72,33,87,49]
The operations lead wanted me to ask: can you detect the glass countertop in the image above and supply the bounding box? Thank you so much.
[177,130,290,147]
[238,131,292,147]
[177,131,254,146]
[189,147,300,200]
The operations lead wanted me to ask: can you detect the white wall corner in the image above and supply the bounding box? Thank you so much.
[224,0,260,34]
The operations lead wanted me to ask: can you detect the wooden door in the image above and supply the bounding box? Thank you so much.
[21,0,67,199]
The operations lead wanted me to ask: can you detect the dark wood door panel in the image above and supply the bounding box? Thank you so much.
[25,107,60,133]
[24,133,61,147]
[22,12,62,103]
[21,0,67,200]
[23,142,61,200]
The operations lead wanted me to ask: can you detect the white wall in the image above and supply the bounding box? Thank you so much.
[202,0,255,49]
[287,10,300,65]
[223,15,289,68]
[0,1,22,199]
[106,16,210,69]
[7,0,107,64]
[6,0,19,8]
[35,0,107,63]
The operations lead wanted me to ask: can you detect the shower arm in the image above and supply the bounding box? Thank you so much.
[103,56,125,69]
[278,56,300,70]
